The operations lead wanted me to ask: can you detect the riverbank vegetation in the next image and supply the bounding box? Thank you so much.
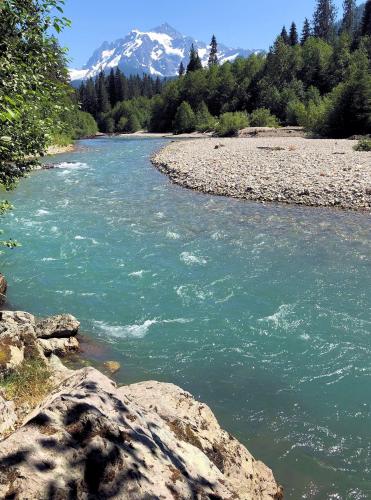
[0,0,97,246]
[79,0,371,138]
[0,0,97,189]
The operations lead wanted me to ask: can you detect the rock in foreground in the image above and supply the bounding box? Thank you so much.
[0,367,283,499]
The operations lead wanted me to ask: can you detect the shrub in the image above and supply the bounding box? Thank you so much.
[290,98,329,135]
[72,111,98,139]
[195,102,217,132]
[353,138,371,151]
[215,112,249,137]
[173,101,196,134]
[249,108,280,128]
[99,115,115,134]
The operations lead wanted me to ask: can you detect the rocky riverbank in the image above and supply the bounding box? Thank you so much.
[152,137,371,211]
[0,309,283,499]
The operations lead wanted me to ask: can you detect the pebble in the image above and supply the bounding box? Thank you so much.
[152,137,371,211]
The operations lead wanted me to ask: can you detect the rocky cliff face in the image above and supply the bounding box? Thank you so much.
[0,311,283,499]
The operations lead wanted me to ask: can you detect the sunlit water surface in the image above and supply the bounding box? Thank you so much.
[1,138,370,498]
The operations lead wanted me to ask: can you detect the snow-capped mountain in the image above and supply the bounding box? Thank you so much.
[69,23,262,82]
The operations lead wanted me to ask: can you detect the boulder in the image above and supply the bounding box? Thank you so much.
[0,368,282,499]
[36,314,80,339]
[0,274,7,305]
[0,311,45,370]
[103,360,121,374]
[120,381,283,500]
[38,336,79,356]
[0,394,16,435]
[0,341,24,378]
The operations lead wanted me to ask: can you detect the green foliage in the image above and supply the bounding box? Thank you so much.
[77,0,370,140]
[0,359,52,408]
[313,0,337,41]
[173,102,196,134]
[215,112,249,137]
[353,138,371,151]
[208,35,219,67]
[250,108,280,127]
[195,102,217,132]
[187,44,203,73]
[0,0,79,249]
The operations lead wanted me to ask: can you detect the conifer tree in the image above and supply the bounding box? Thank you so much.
[289,22,299,45]
[96,71,110,114]
[155,77,162,94]
[341,0,356,35]
[280,26,289,44]
[313,0,336,41]
[84,78,98,117]
[108,68,116,107]
[115,68,128,102]
[187,44,203,72]
[301,18,312,44]
[208,35,219,67]
[361,0,371,36]
[178,61,185,76]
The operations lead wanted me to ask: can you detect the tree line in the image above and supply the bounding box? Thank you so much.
[79,0,371,138]
[78,69,165,131]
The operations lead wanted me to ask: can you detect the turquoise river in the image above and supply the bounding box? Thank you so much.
[1,137,370,498]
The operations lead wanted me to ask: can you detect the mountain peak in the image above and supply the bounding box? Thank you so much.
[69,26,264,82]
[150,23,182,37]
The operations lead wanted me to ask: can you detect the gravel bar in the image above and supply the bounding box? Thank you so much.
[152,137,371,211]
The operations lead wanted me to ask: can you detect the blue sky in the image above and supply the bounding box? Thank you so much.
[58,0,345,68]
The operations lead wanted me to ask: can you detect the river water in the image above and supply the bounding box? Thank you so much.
[1,137,370,498]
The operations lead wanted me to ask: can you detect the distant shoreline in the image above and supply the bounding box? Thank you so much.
[152,137,371,212]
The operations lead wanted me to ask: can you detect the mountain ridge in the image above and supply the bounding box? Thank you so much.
[69,24,263,81]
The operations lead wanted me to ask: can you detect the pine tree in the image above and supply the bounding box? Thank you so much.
[361,0,371,36]
[83,78,98,117]
[313,0,337,41]
[115,68,129,102]
[280,26,289,44]
[289,22,299,45]
[208,35,219,67]
[187,44,203,72]
[96,71,110,114]
[301,18,312,44]
[108,68,116,107]
[155,76,162,94]
[178,61,185,76]
[341,0,356,35]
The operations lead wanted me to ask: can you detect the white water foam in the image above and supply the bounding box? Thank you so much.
[55,162,89,170]
[94,317,193,339]
[258,303,302,331]
[166,231,181,240]
[129,270,148,278]
[180,252,207,266]
[35,209,50,217]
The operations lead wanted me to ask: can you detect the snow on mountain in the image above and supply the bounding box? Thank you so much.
[69,23,263,82]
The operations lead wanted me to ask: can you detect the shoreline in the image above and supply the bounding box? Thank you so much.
[0,308,283,498]
[152,137,371,212]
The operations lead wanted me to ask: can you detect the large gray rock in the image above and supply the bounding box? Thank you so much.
[0,368,282,499]
[0,311,38,378]
[36,314,80,339]
[0,311,80,377]
[38,336,79,356]
[0,394,17,435]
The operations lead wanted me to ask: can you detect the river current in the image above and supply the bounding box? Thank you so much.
[1,137,370,498]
